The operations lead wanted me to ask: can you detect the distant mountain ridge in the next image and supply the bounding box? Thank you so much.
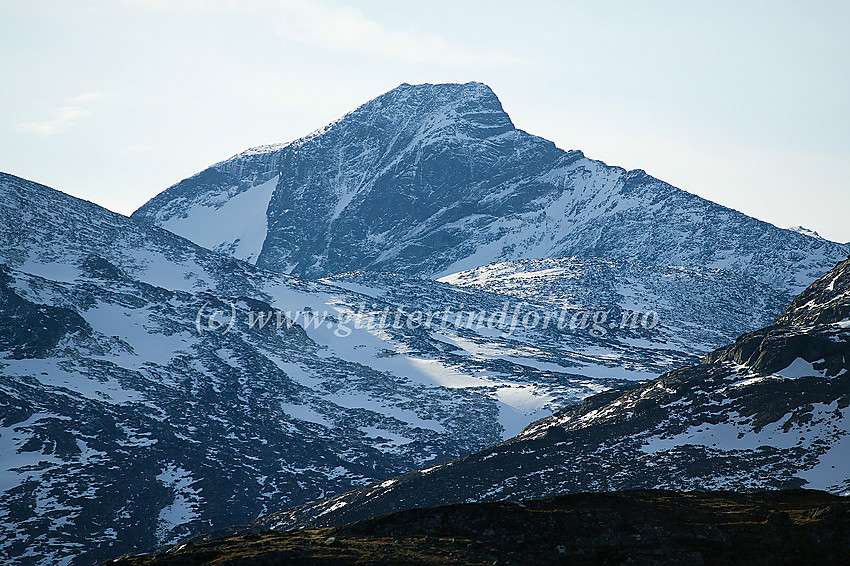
[133,81,849,295]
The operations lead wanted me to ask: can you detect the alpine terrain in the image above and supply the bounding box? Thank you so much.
[259,254,850,530]
[0,171,796,565]
[133,82,848,296]
[0,172,635,564]
[1,82,848,566]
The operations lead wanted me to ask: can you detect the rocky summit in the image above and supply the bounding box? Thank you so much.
[132,82,848,295]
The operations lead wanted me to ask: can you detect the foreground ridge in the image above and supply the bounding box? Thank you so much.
[110,490,850,566]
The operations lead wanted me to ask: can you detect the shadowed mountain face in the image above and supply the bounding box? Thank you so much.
[133,82,848,295]
[704,255,850,376]
[261,255,850,531]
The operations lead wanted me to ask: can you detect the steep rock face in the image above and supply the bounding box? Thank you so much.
[264,255,850,530]
[133,82,849,295]
[0,267,91,359]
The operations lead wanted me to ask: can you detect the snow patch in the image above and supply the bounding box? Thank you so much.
[160,175,278,264]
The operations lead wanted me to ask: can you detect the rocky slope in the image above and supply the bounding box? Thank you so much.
[0,173,600,565]
[436,257,789,358]
[112,490,850,566]
[0,172,796,565]
[262,255,850,530]
[133,82,848,295]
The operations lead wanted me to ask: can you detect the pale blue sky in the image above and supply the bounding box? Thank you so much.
[2,0,848,242]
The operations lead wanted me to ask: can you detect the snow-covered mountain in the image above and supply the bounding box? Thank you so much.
[264,254,850,530]
[0,171,795,565]
[0,172,589,565]
[5,83,846,565]
[133,82,848,295]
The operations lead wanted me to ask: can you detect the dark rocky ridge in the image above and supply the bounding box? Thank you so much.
[110,490,850,566]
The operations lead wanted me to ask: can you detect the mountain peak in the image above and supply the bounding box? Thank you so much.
[338,81,515,140]
[384,80,498,101]
[790,225,824,240]
[133,85,850,289]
